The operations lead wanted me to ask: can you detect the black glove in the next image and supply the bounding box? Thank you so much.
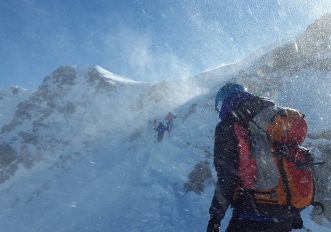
[207,216,220,232]
[292,212,303,229]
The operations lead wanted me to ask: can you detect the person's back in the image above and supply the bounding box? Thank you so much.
[165,112,176,132]
[156,122,167,142]
[207,83,305,232]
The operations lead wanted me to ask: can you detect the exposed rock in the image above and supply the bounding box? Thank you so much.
[128,128,144,142]
[86,69,116,91]
[18,131,38,144]
[184,160,213,194]
[183,103,198,121]
[57,102,76,118]
[0,143,17,168]
[308,130,331,140]
[46,66,76,86]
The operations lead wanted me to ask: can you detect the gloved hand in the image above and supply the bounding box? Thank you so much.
[207,216,220,232]
[292,212,303,229]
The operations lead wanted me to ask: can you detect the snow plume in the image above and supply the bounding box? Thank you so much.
[277,70,331,133]
[280,0,331,20]
[104,27,193,82]
[181,1,243,67]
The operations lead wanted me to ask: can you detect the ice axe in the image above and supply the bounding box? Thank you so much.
[312,201,324,215]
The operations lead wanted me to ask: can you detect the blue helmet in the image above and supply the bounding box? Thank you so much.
[215,83,247,112]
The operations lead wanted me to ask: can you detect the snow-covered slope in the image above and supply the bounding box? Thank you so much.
[0,14,331,232]
[0,65,213,232]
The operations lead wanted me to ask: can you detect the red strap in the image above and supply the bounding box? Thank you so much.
[234,123,257,189]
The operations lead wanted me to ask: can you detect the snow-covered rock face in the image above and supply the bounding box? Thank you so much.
[0,14,331,232]
[0,65,206,185]
[0,66,149,183]
[0,86,31,126]
[298,13,331,57]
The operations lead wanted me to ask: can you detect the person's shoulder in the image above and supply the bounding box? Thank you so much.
[236,95,275,120]
[256,96,275,105]
[215,116,235,133]
[244,95,274,107]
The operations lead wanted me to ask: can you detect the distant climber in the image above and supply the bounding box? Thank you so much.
[164,112,176,132]
[153,119,157,130]
[155,122,168,142]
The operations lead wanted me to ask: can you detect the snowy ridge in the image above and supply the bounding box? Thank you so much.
[0,14,331,232]
[91,65,143,84]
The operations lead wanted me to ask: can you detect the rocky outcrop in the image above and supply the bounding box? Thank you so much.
[184,160,213,194]
[0,143,18,183]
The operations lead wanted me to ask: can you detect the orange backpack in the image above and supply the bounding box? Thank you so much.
[235,106,315,209]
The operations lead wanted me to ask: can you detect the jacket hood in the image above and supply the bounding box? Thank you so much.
[219,91,255,120]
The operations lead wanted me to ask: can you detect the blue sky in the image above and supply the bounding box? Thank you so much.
[0,0,331,90]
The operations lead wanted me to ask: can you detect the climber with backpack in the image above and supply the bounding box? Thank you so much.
[155,121,168,143]
[165,111,176,132]
[207,82,320,232]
